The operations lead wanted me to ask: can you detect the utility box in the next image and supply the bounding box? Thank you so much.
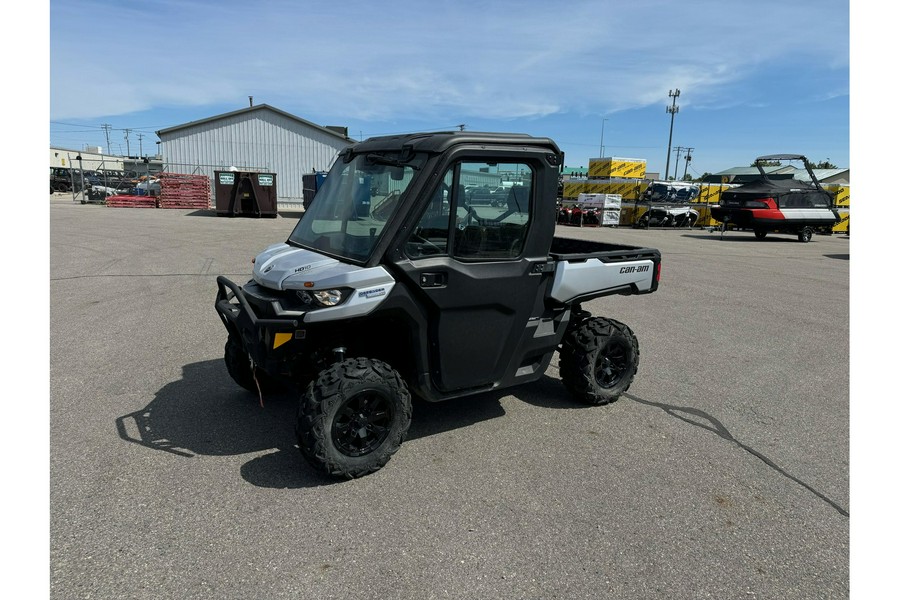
[214,171,278,217]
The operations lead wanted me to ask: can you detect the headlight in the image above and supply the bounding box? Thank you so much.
[311,289,343,307]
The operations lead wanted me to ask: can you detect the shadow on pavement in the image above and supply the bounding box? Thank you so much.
[116,359,540,488]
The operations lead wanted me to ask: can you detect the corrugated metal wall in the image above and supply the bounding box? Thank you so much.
[159,108,351,204]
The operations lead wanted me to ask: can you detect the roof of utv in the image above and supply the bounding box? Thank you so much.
[347,131,562,155]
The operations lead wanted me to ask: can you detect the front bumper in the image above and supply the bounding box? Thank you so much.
[215,276,304,371]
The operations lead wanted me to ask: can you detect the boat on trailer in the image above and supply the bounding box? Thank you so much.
[710,154,839,242]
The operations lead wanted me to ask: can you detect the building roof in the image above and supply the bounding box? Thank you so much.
[792,168,849,182]
[714,165,787,176]
[156,104,354,142]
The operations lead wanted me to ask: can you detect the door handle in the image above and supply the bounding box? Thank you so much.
[419,272,447,288]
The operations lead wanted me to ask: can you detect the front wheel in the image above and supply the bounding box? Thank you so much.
[798,227,813,243]
[754,229,767,239]
[224,334,277,394]
[297,357,412,478]
[559,317,640,405]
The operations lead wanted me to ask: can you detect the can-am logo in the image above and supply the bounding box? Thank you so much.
[620,265,650,274]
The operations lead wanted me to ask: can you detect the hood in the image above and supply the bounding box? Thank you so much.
[252,243,346,290]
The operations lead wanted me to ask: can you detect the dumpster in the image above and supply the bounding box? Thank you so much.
[214,171,278,217]
[302,171,327,211]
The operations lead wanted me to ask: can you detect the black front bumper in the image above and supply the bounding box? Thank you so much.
[215,276,303,370]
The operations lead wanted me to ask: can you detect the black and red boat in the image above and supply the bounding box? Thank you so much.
[710,154,839,242]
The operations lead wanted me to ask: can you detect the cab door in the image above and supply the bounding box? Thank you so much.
[393,154,556,393]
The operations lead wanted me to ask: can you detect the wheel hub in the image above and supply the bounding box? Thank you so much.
[332,391,393,457]
[595,341,628,388]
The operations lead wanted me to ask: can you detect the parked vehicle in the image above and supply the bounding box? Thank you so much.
[710,154,839,242]
[215,131,661,478]
[635,205,699,228]
[640,181,698,203]
[50,167,81,193]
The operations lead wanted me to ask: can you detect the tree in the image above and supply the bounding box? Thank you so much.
[755,160,782,167]
[813,160,837,169]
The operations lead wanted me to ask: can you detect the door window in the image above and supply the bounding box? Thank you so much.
[405,160,533,260]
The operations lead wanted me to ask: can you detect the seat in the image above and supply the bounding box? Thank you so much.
[495,186,530,221]
[455,225,486,257]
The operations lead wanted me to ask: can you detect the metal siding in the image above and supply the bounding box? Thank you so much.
[159,107,350,204]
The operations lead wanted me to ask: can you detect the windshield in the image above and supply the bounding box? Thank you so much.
[288,151,426,262]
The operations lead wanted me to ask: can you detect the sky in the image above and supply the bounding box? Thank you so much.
[48,0,850,178]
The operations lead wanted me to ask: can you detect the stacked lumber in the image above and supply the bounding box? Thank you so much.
[158,173,210,209]
[106,195,157,208]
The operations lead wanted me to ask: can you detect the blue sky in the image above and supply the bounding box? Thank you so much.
[49,0,849,177]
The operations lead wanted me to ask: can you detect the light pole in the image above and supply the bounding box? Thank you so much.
[600,118,609,157]
[664,89,680,180]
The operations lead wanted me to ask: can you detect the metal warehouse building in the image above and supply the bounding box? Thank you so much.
[156,104,354,205]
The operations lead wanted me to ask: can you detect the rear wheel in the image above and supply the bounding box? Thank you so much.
[798,227,813,243]
[754,229,768,239]
[297,357,412,478]
[559,317,640,405]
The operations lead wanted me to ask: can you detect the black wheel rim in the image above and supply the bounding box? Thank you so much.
[595,340,629,388]
[331,390,394,457]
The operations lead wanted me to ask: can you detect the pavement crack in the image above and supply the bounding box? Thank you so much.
[626,393,849,517]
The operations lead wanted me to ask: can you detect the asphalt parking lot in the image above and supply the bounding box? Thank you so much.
[49,196,849,599]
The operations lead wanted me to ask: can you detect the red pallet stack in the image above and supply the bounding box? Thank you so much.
[158,173,211,210]
[106,195,158,208]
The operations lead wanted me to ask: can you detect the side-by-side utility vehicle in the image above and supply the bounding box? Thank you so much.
[215,132,662,478]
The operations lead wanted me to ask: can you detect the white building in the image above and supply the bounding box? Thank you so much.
[49,147,126,171]
[156,104,353,205]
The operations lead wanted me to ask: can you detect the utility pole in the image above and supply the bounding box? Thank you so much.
[137,133,144,157]
[673,146,686,181]
[124,128,132,157]
[682,147,694,180]
[600,118,609,157]
[101,124,112,155]
[664,89,680,180]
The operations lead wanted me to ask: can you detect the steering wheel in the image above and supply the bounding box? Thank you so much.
[410,228,444,255]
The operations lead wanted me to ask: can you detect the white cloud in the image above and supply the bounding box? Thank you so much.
[50,0,849,121]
